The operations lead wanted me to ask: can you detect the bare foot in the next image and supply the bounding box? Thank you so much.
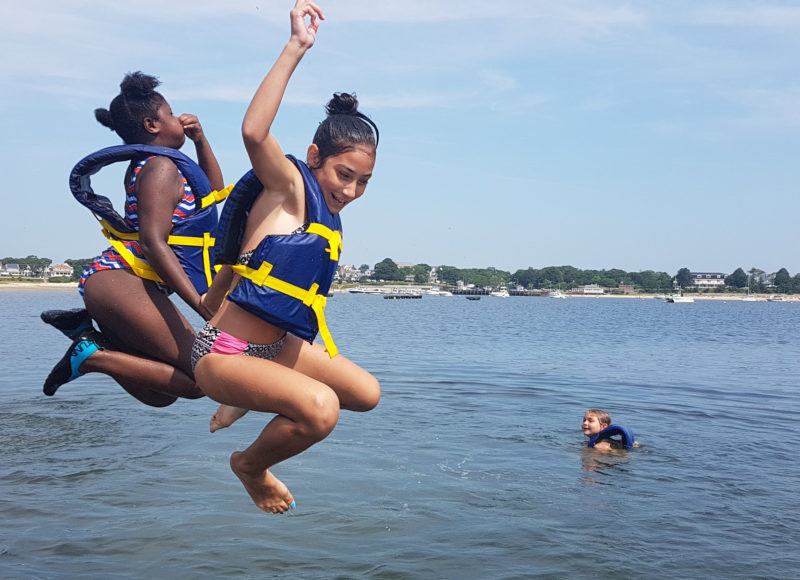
[210,405,249,432]
[230,451,295,513]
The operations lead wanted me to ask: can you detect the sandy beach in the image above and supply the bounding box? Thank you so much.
[0,282,78,291]
[333,287,790,301]
[567,292,792,301]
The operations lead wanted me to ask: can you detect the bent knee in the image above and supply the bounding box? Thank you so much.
[142,395,179,408]
[352,376,381,412]
[299,388,340,439]
[182,387,206,400]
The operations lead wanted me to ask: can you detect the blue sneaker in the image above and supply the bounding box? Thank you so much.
[41,308,94,339]
[43,338,103,396]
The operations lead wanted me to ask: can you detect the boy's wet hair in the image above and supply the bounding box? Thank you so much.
[587,408,611,426]
[312,92,379,167]
[94,71,166,145]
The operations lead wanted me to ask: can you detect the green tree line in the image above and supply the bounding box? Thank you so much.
[725,267,800,294]
[368,259,800,294]
[6,254,800,293]
[0,255,91,281]
[370,258,677,291]
[1,255,52,275]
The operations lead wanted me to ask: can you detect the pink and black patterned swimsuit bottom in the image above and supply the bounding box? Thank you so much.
[191,322,286,371]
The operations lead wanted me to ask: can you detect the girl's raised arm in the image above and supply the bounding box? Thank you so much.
[241,0,325,199]
[180,113,224,191]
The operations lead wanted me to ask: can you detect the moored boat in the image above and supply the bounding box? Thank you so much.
[665,294,695,303]
[489,287,510,298]
[349,286,384,294]
[384,293,421,299]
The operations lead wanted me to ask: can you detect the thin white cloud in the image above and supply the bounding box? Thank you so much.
[331,0,644,29]
[697,4,800,29]
[169,84,258,104]
[360,90,476,110]
[4,0,646,28]
[2,0,797,121]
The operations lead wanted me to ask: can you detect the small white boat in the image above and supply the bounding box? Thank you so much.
[490,287,510,298]
[665,291,694,303]
[423,288,453,297]
[349,286,384,294]
[549,289,566,299]
[665,284,694,303]
[767,295,785,302]
[742,274,759,301]
[666,294,695,303]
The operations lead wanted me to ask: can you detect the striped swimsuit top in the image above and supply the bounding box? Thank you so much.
[79,156,196,293]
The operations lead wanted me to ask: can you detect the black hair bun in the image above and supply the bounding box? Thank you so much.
[120,71,161,100]
[325,92,359,116]
[94,107,114,130]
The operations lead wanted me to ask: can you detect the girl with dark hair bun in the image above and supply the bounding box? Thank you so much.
[191,0,380,514]
[94,71,170,145]
[41,71,229,408]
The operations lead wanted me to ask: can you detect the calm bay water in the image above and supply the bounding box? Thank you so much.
[1,290,798,579]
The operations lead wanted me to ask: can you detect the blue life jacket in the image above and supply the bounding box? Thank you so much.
[69,144,232,294]
[587,424,635,450]
[219,155,342,357]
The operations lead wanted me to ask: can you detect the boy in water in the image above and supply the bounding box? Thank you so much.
[582,408,637,450]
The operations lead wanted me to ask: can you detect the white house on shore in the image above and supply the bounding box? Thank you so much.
[690,272,726,290]
[1,263,21,277]
[335,264,371,282]
[49,263,74,278]
[576,283,605,295]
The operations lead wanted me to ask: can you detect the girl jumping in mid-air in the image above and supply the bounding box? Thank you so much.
[192,0,380,513]
[42,72,231,407]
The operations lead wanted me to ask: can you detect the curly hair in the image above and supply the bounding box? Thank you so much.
[94,71,166,144]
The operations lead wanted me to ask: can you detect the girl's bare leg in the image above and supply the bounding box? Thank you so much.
[194,352,340,513]
[274,335,381,412]
[208,334,380,431]
[79,348,202,406]
[81,270,203,406]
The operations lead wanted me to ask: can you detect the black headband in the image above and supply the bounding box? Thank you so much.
[355,111,380,147]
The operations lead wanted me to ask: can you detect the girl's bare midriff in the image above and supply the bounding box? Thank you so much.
[211,293,287,345]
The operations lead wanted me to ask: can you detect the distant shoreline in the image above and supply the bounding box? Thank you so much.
[0,282,78,291]
[1,282,790,302]
[331,287,788,301]
[561,293,788,301]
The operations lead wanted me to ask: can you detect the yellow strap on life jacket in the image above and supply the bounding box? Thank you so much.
[98,218,218,288]
[102,229,164,283]
[305,223,342,261]
[200,184,234,209]
[231,260,339,358]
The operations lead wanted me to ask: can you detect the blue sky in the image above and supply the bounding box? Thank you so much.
[1,0,799,276]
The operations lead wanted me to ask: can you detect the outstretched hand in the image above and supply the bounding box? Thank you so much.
[289,0,325,50]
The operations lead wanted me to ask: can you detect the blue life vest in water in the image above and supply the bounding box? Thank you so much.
[587,425,635,450]
[218,155,342,357]
[69,144,232,294]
